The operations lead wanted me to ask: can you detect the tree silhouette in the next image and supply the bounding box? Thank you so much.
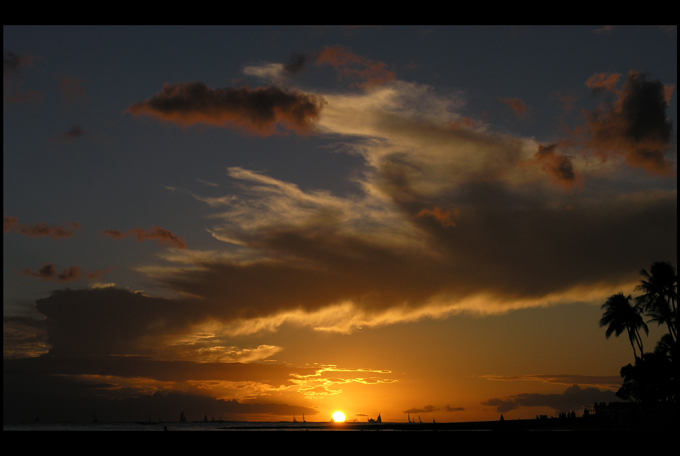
[616,352,676,404]
[635,261,678,346]
[600,292,648,360]
[598,262,678,416]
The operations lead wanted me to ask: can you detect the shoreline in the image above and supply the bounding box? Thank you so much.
[5,412,677,432]
[220,416,645,431]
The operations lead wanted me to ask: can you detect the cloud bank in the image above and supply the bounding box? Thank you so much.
[133,68,675,338]
[483,384,618,414]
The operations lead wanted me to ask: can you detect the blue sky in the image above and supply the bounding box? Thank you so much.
[3,25,677,423]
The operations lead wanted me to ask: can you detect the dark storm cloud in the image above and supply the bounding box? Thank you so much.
[367,150,676,299]
[583,71,675,176]
[128,82,325,136]
[102,226,186,249]
[5,354,315,385]
[482,384,617,414]
[3,356,318,423]
[33,288,202,357]
[3,286,320,423]
[158,229,452,320]
[157,181,675,324]
[4,216,81,239]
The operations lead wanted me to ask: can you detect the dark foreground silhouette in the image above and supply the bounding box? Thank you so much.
[222,407,677,431]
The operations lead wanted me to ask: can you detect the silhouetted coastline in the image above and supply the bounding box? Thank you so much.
[5,405,678,432]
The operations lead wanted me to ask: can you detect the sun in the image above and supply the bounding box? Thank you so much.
[332,411,346,422]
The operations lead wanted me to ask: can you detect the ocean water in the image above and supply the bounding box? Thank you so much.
[3,421,375,431]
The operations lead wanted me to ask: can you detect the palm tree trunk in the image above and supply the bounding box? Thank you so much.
[629,329,640,359]
[634,330,644,359]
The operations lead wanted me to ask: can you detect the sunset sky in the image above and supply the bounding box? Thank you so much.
[3,25,677,424]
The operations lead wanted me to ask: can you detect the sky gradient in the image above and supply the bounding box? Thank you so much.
[3,25,677,424]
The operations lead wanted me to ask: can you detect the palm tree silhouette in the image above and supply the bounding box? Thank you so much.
[635,261,677,346]
[600,292,648,360]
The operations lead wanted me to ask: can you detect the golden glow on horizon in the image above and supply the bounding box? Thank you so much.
[332,411,346,422]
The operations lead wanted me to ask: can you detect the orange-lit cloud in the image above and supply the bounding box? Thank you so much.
[416,207,458,227]
[501,97,529,119]
[102,226,186,249]
[530,144,582,189]
[128,82,325,136]
[16,263,112,283]
[4,216,81,239]
[316,45,396,88]
[585,72,621,93]
[3,316,49,359]
[582,71,675,176]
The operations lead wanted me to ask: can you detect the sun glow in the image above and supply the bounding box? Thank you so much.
[332,411,346,422]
